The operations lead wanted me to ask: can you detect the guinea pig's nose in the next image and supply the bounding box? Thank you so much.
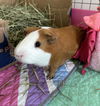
[15,54,24,59]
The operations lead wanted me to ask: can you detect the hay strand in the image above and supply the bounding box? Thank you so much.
[0,4,53,46]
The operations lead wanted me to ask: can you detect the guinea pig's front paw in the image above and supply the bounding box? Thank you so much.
[47,73,54,80]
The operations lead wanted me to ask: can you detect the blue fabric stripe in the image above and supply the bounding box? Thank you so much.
[53,65,69,86]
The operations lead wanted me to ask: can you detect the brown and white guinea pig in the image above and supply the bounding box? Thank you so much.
[14,25,85,79]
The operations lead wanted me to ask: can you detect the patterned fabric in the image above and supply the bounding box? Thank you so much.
[47,67,100,106]
[0,61,75,106]
[73,28,97,70]
[83,13,100,71]
[84,13,100,31]
[0,34,16,68]
[90,31,100,71]
[0,65,20,106]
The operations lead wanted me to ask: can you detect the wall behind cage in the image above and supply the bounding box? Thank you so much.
[72,0,100,10]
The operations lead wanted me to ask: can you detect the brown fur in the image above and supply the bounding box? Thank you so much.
[24,27,40,35]
[25,25,85,79]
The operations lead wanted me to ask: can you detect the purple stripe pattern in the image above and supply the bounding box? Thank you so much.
[25,65,49,106]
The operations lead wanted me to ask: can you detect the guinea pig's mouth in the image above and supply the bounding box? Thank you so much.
[15,57,22,63]
[15,58,30,65]
[14,54,23,62]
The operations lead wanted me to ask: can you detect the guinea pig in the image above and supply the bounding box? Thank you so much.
[14,25,85,79]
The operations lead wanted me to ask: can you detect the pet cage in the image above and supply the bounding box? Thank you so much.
[0,0,100,106]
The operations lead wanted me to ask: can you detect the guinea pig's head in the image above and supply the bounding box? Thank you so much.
[14,27,57,67]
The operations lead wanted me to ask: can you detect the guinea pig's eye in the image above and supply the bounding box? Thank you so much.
[35,41,41,47]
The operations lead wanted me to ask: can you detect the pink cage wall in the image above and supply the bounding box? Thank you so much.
[71,0,100,72]
[71,0,100,26]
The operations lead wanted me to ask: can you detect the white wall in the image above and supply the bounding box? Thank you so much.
[72,0,100,10]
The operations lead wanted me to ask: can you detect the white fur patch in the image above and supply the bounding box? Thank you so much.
[18,64,29,106]
[15,30,51,66]
[41,27,51,29]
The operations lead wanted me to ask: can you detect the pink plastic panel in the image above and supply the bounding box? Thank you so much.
[71,8,98,26]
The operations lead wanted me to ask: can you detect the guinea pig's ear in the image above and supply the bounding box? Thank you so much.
[45,31,57,44]
[24,27,41,35]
